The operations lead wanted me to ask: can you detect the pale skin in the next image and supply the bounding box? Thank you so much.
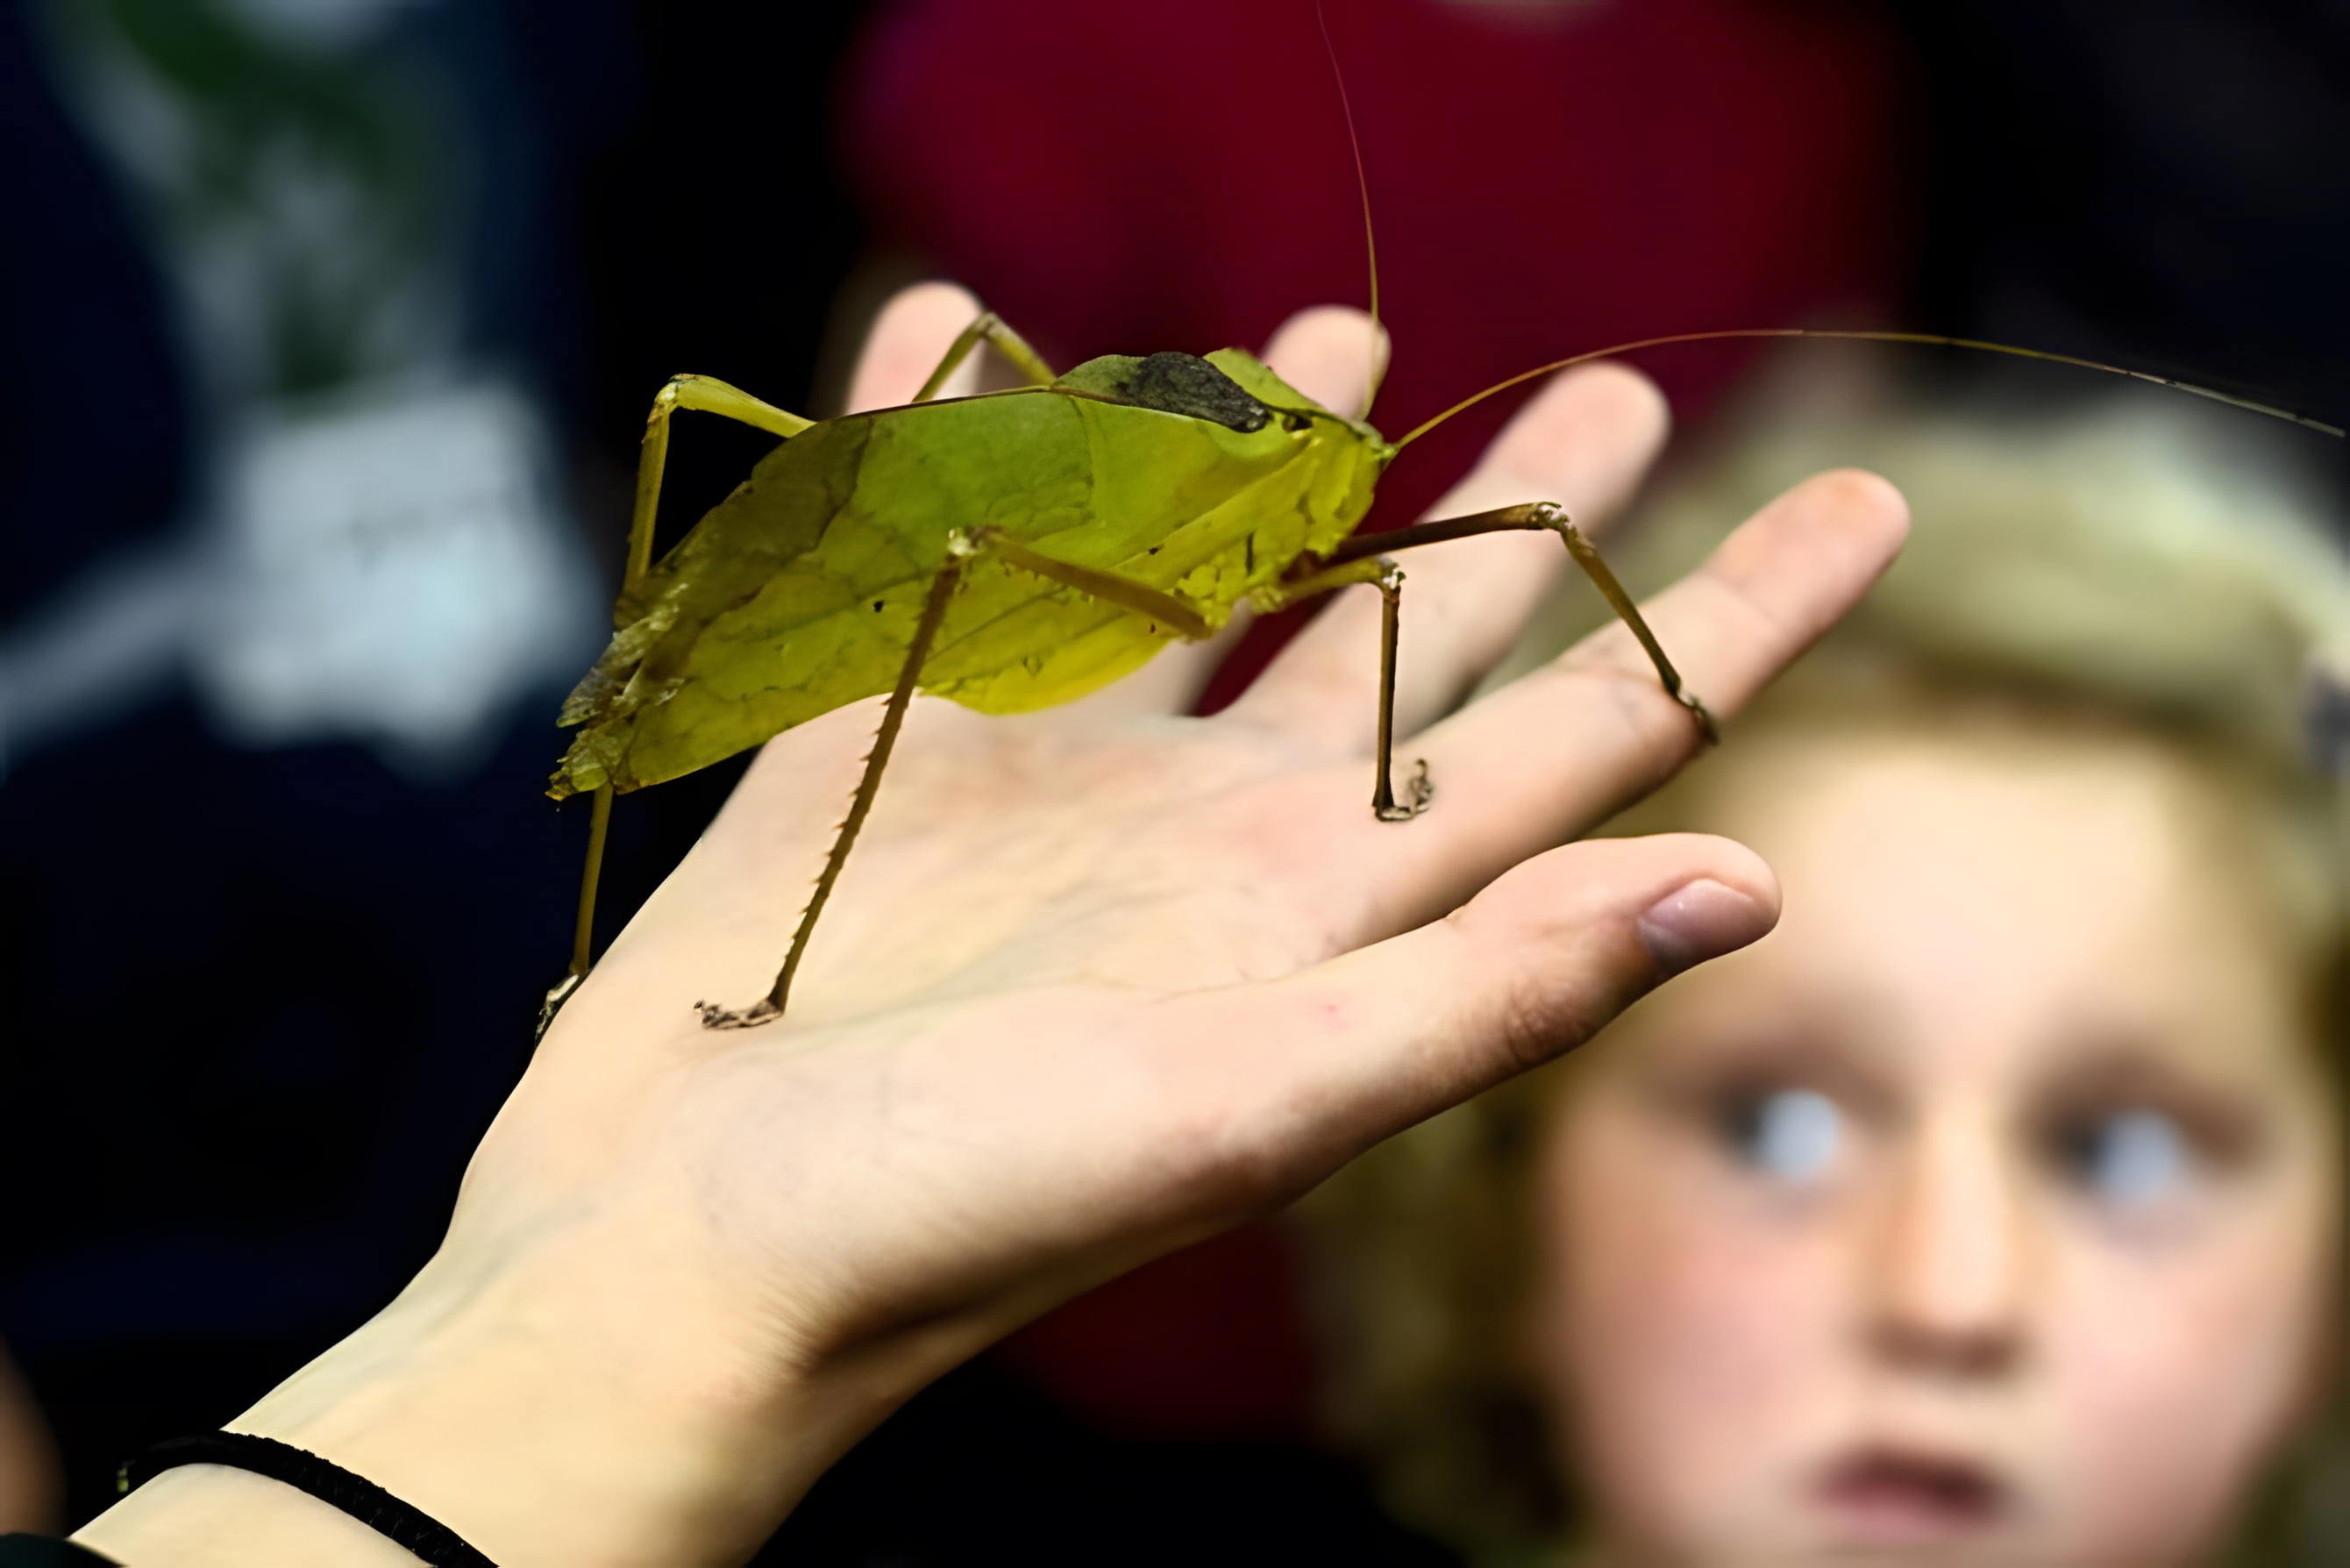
[75,284,1908,1567]
[1535,719,2342,1567]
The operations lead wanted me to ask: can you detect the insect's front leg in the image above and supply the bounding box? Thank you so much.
[1320,503,1719,743]
[1252,556,1432,823]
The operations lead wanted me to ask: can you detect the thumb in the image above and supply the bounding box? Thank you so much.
[1185,834,1778,1182]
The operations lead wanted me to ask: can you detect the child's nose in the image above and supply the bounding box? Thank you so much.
[1863,1114,2035,1379]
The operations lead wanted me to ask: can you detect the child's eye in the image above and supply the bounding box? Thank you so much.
[2051,1108,2189,1204]
[1720,1087,1842,1182]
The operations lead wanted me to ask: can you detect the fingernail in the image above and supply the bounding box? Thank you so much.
[1639,879,1774,978]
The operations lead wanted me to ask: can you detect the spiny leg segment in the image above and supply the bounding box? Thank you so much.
[697,538,974,1030]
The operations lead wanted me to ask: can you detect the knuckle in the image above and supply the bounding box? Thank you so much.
[1478,963,1613,1080]
[1158,1093,1309,1218]
[1441,892,1619,1080]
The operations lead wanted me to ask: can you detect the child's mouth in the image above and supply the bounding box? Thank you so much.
[1815,1444,2008,1544]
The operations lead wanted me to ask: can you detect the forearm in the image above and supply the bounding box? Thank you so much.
[71,1240,878,1568]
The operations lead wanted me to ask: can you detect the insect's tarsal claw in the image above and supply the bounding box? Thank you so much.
[694,997,785,1030]
[1684,692,1720,745]
[535,971,584,1043]
[1374,758,1435,822]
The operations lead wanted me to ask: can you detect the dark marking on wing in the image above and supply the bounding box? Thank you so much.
[1122,353,1271,432]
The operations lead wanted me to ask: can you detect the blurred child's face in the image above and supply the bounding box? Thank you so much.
[1530,720,2340,1567]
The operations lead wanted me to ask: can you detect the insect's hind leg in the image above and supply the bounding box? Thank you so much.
[620,376,815,594]
[1315,503,1719,743]
[914,311,1059,401]
[1251,557,1432,822]
[539,375,818,1041]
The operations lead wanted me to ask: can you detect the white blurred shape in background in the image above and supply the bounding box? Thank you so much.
[195,374,595,774]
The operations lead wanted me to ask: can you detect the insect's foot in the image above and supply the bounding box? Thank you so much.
[535,972,583,1043]
[1680,691,1720,745]
[1374,759,1435,822]
[695,997,784,1030]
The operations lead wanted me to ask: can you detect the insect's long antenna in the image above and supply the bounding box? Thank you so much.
[1317,0,1386,418]
[1392,329,2345,451]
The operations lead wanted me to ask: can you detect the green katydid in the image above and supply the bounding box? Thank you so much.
[540,303,2339,1036]
[539,31,2343,1037]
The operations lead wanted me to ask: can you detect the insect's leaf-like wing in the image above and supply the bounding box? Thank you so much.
[548,377,1385,797]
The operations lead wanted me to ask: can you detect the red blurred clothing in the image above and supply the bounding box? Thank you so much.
[840,0,1910,1440]
[844,0,1911,537]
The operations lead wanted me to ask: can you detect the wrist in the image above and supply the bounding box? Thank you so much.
[75,1232,885,1568]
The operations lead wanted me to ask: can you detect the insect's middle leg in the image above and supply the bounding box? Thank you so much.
[697,538,976,1031]
[700,531,1214,1031]
[1251,557,1431,823]
[1316,503,1719,743]
[966,528,1214,639]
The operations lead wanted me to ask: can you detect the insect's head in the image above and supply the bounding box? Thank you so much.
[1265,396,1394,467]
[1200,346,1394,466]
[1058,348,1397,467]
